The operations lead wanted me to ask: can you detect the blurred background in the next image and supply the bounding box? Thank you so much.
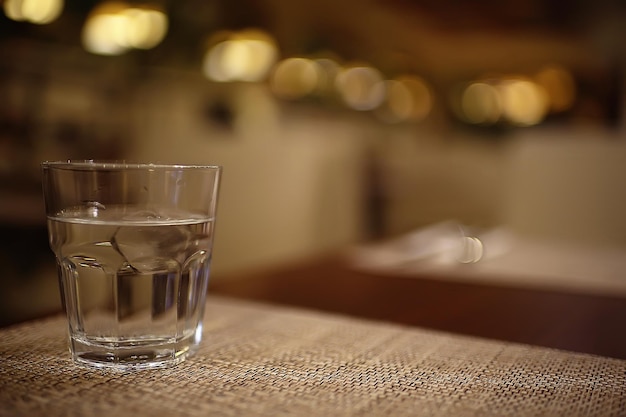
[1,0,625,326]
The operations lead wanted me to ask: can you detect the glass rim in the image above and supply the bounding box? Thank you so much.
[41,160,222,171]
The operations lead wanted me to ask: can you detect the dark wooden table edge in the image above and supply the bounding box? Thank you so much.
[210,253,626,360]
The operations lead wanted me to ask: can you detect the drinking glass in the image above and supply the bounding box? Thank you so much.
[42,161,221,370]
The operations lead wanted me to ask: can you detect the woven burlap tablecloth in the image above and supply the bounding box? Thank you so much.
[1,296,624,417]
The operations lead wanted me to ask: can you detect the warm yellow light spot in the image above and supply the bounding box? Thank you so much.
[535,65,576,113]
[375,76,432,123]
[335,66,385,111]
[83,13,129,55]
[8,0,25,21]
[202,29,278,83]
[398,76,433,121]
[4,0,63,24]
[375,80,411,123]
[241,40,278,81]
[3,0,23,20]
[499,78,548,126]
[461,82,502,125]
[220,41,253,81]
[122,8,168,49]
[204,41,231,82]
[269,58,320,99]
[82,2,168,56]
[312,58,340,96]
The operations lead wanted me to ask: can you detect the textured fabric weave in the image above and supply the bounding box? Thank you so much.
[1,296,625,417]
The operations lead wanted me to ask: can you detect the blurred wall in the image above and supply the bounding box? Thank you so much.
[124,69,369,278]
[502,126,626,247]
[376,131,507,235]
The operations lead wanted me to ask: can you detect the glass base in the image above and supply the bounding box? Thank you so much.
[69,333,199,370]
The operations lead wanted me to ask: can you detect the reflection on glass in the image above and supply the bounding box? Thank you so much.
[457,236,484,264]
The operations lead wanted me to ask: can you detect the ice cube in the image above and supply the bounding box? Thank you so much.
[111,223,193,270]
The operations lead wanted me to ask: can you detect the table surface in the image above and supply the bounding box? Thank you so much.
[2,296,625,417]
[210,254,626,360]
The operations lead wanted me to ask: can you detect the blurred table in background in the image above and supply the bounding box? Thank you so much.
[210,253,626,360]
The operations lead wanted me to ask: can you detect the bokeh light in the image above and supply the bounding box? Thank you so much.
[203,29,278,83]
[335,66,385,111]
[375,76,433,123]
[461,82,502,125]
[3,0,64,24]
[122,8,168,49]
[459,76,549,127]
[535,65,576,113]
[499,78,548,126]
[375,80,410,123]
[269,58,320,100]
[312,58,340,96]
[82,2,168,56]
